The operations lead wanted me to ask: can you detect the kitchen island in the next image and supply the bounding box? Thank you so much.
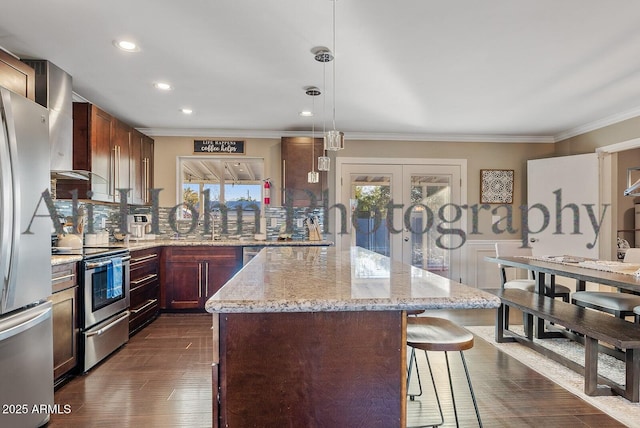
[206,246,500,427]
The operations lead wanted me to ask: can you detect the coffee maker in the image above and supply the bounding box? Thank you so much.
[128,214,154,240]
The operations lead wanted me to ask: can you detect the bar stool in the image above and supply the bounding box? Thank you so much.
[406,316,482,428]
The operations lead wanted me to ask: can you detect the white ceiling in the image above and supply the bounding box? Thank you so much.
[1,0,640,142]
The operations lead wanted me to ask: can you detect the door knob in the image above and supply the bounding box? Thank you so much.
[530,238,539,243]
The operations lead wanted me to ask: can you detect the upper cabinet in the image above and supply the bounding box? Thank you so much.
[130,129,154,205]
[281,137,326,207]
[0,49,35,100]
[57,102,153,205]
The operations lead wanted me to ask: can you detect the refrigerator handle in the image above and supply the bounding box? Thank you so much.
[0,89,20,309]
[0,304,51,342]
[0,89,17,306]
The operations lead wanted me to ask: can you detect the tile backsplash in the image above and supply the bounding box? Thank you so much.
[52,201,324,242]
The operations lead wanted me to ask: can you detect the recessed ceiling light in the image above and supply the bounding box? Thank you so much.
[299,111,313,117]
[181,108,193,114]
[113,40,139,52]
[153,82,172,91]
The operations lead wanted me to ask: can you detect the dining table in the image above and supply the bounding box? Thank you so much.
[485,254,640,338]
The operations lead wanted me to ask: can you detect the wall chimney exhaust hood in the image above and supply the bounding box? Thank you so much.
[21,59,90,180]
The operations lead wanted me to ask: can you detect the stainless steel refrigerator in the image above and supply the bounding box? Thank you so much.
[0,86,54,427]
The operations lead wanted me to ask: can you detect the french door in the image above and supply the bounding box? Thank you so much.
[337,159,464,281]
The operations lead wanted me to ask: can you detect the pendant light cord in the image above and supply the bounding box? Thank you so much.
[332,0,337,131]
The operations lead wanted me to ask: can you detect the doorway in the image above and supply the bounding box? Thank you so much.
[336,158,466,281]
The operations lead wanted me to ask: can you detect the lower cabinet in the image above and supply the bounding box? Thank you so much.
[50,262,78,383]
[129,247,160,335]
[161,246,242,310]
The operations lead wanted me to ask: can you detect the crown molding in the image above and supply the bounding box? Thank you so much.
[554,106,640,142]
[137,127,556,143]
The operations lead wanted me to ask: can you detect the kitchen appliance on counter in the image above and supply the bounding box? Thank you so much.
[80,247,131,372]
[128,214,154,240]
[0,85,53,427]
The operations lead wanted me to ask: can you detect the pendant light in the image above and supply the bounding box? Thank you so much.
[324,0,344,151]
[306,87,320,184]
[317,54,331,171]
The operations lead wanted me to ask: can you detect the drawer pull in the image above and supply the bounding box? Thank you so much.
[130,299,158,314]
[130,273,158,285]
[131,253,158,264]
[51,273,75,282]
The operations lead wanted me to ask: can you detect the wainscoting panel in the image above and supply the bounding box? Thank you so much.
[464,240,502,289]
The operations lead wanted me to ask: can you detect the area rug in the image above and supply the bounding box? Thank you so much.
[468,325,640,428]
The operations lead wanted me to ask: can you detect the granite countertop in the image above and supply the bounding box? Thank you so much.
[205,246,501,313]
[50,239,333,265]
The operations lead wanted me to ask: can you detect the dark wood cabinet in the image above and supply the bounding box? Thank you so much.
[129,247,160,335]
[161,247,242,310]
[281,137,326,207]
[49,262,78,383]
[112,118,131,203]
[130,129,154,205]
[58,103,113,201]
[58,102,153,204]
[0,48,35,100]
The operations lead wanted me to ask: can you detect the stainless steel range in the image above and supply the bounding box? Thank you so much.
[80,247,131,372]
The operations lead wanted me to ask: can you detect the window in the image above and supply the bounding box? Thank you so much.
[178,157,264,220]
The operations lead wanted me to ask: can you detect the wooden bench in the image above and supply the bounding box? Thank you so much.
[491,288,640,402]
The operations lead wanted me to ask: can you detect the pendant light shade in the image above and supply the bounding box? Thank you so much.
[306,86,321,183]
[324,130,344,151]
[307,170,319,183]
[317,155,330,171]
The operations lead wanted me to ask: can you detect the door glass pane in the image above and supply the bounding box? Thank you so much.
[351,174,391,257]
[408,174,451,272]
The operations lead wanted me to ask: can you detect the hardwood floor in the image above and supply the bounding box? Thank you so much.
[47,311,625,428]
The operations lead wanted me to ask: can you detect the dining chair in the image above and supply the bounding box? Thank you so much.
[572,248,640,319]
[494,242,571,300]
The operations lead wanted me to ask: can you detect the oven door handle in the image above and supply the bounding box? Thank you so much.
[85,311,130,337]
[85,255,131,270]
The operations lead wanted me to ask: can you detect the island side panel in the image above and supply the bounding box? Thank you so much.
[219,311,404,427]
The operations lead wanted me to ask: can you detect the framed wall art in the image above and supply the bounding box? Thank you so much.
[480,169,514,204]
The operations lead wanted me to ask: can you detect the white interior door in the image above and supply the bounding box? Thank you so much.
[527,153,600,258]
[338,161,463,280]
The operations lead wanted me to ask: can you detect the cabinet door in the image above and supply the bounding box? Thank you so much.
[0,50,35,100]
[162,247,242,310]
[204,249,243,300]
[142,135,154,204]
[50,262,78,381]
[129,131,154,205]
[281,137,325,207]
[129,130,144,205]
[165,260,203,310]
[112,119,131,203]
[89,105,113,202]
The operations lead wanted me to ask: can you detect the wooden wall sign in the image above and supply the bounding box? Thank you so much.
[194,140,245,154]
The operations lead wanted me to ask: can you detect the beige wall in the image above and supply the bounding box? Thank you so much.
[556,116,640,248]
[151,121,640,244]
[152,134,556,241]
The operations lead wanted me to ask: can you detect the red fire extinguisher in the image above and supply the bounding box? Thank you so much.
[263,179,271,205]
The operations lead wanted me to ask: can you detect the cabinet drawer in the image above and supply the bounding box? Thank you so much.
[164,246,240,259]
[130,249,159,275]
[129,283,159,336]
[51,263,78,293]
